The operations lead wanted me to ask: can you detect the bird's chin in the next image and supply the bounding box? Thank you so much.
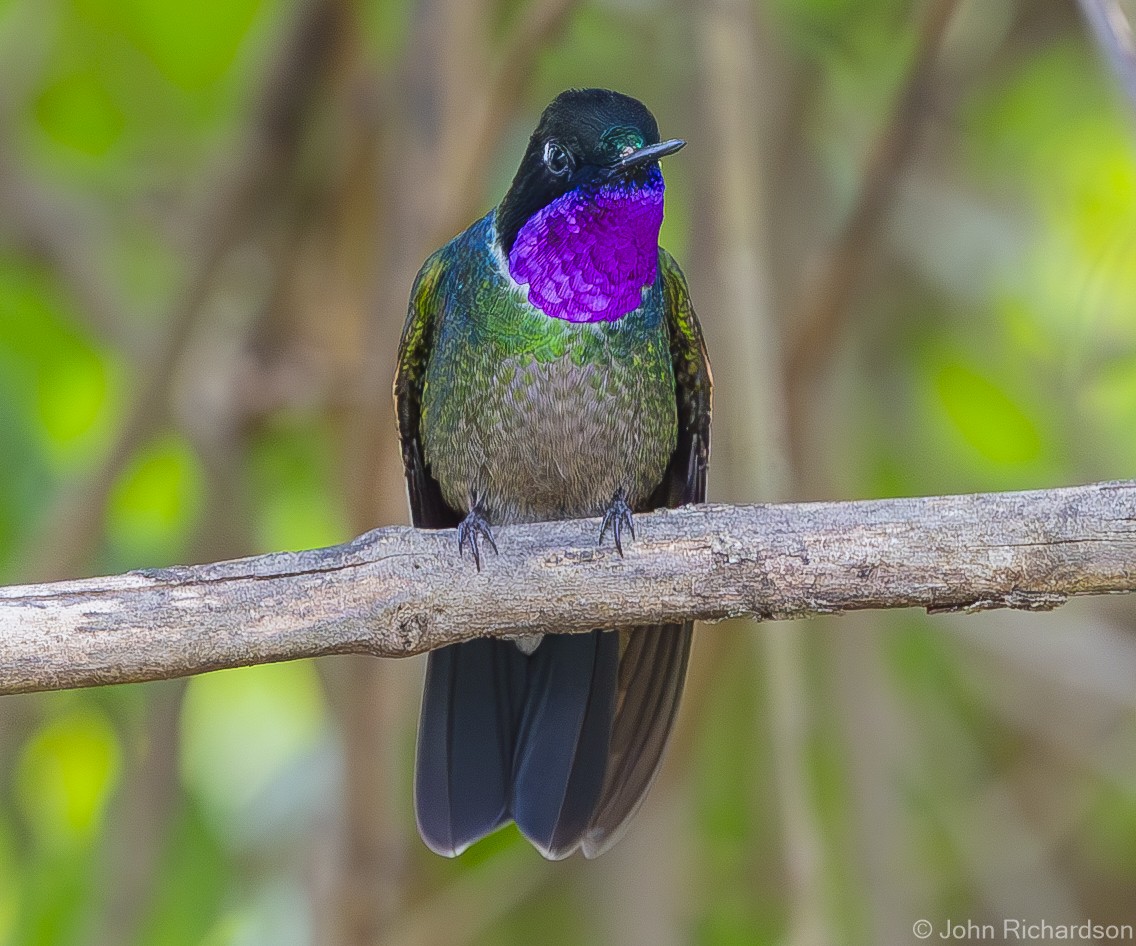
[602,162,664,192]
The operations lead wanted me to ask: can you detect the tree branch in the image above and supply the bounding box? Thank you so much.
[1,481,1133,696]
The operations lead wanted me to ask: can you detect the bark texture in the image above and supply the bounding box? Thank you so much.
[1,481,1133,695]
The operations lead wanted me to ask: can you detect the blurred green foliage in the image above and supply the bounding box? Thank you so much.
[1,0,1135,943]
[180,662,327,829]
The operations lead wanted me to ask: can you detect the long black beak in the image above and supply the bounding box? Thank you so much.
[616,138,686,170]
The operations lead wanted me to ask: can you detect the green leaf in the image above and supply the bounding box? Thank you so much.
[933,360,1042,464]
[126,0,263,90]
[0,256,119,468]
[35,346,110,451]
[249,422,348,553]
[34,70,124,156]
[106,433,204,560]
[15,709,121,851]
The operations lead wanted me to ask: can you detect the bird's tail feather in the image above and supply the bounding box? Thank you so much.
[511,631,619,858]
[414,632,619,859]
[414,637,527,857]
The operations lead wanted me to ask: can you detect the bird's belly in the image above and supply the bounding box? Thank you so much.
[425,352,677,525]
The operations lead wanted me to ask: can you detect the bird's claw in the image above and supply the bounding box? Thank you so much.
[457,504,497,571]
[598,488,635,557]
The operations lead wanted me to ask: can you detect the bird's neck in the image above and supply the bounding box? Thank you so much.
[504,169,665,323]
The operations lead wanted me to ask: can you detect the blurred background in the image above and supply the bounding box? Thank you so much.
[1,0,1135,943]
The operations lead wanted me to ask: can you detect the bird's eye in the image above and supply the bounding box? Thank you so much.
[543,141,572,176]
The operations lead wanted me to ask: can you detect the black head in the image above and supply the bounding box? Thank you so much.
[496,89,684,255]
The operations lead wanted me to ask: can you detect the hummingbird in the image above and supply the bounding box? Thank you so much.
[394,88,711,859]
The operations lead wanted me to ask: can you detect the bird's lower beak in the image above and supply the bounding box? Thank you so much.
[616,138,686,170]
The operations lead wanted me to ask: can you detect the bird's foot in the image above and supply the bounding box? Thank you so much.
[598,487,635,557]
[457,500,497,572]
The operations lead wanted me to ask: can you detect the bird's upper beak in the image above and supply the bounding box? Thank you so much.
[615,138,686,171]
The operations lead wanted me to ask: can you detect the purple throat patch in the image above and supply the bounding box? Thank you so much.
[507,169,664,323]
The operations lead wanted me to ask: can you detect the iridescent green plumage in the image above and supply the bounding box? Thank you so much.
[405,214,676,523]
[396,215,709,525]
[394,88,711,860]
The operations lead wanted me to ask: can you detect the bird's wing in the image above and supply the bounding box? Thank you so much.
[393,250,463,530]
[652,248,713,509]
[402,251,534,856]
[582,249,712,857]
